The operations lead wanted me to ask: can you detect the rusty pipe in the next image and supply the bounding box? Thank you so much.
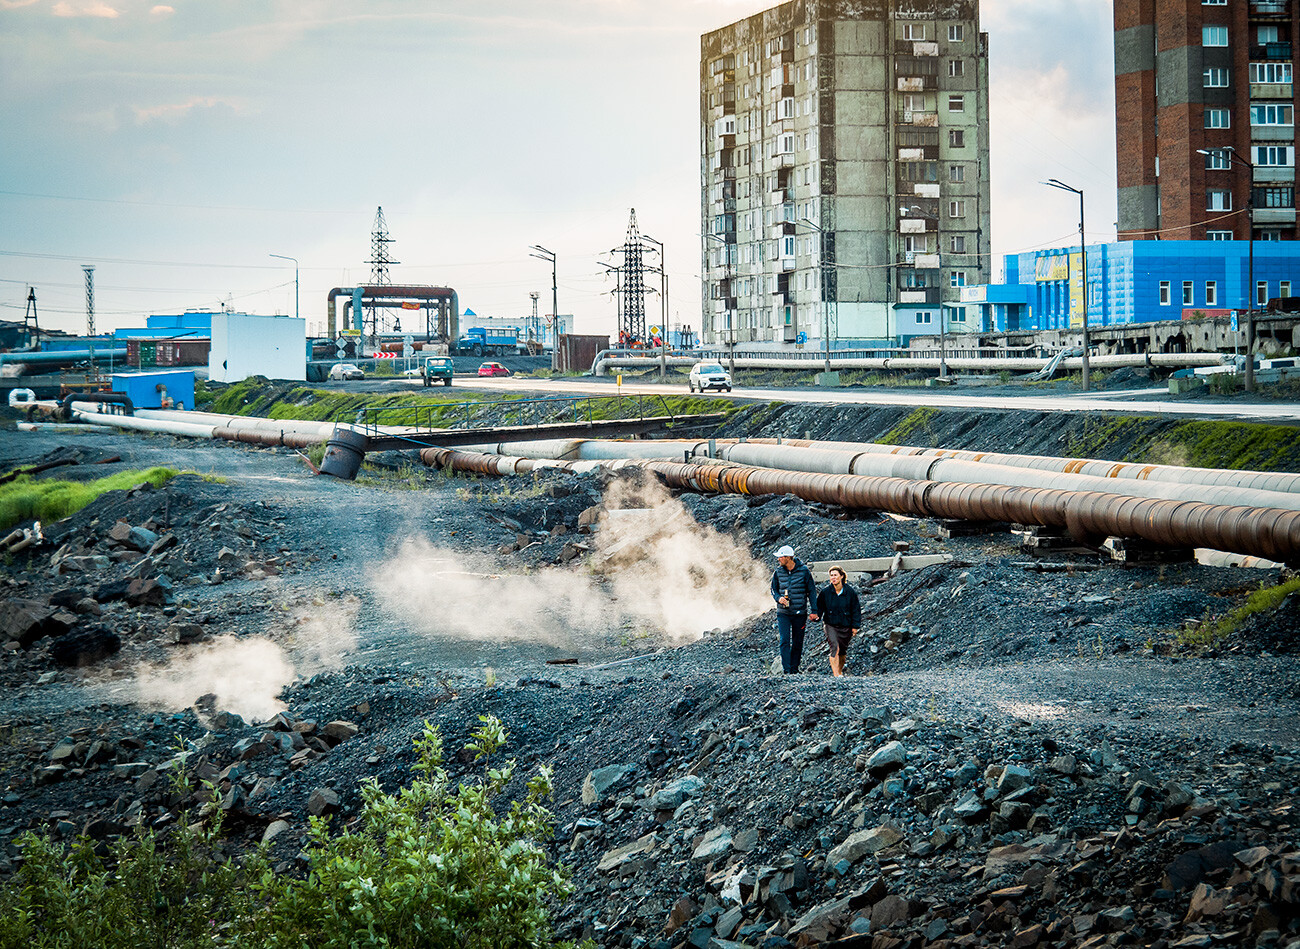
[421,450,1300,562]
[211,427,324,450]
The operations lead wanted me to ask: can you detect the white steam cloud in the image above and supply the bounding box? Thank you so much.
[126,596,360,722]
[371,476,770,646]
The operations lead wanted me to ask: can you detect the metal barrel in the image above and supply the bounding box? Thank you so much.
[319,426,370,481]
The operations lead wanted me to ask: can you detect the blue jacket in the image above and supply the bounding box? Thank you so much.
[771,559,816,616]
[816,583,861,629]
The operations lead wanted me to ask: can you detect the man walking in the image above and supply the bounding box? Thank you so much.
[771,545,816,674]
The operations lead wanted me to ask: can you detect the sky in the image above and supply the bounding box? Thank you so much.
[0,0,1118,338]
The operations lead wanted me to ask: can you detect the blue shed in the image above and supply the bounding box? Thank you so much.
[111,370,196,411]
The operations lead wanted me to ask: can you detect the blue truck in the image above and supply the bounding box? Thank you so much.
[454,327,523,357]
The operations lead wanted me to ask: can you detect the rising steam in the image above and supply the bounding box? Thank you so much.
[370,475,770,646]
[126,596,361,721]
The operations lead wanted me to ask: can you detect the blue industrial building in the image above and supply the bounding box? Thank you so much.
[112,311,215,339]
[961,241,1300,333]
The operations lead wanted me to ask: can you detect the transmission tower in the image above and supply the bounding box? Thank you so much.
[608,209,650,347]
[23,286,40,349]
[82,266,96,337]
[365,206,400,339]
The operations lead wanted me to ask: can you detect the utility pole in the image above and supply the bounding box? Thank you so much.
[529,291,540,352]
[269,254,299,321]
[1043,180,1092,391]
[529,245,557,346]
[642,232,668,381]
[23,286,40,350]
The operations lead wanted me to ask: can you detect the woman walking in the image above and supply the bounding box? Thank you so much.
[813,566,860,677]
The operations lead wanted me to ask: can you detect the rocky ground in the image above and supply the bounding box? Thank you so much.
[0,394,1297,949]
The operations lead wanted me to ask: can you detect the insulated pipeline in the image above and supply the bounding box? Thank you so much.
[420,450,1300,562]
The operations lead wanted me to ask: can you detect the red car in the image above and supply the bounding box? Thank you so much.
[477,362,511,377]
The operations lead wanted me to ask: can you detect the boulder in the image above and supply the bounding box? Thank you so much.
[597,833,657,872]
[691,825,732,862]
[48,627,121,667]
[651,775,705,810]
[307,787,339,816]
[827,825,904,868]
[582,763,636,805]
[865,741,906,777]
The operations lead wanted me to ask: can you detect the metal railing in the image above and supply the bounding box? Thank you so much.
[343,394,681,437]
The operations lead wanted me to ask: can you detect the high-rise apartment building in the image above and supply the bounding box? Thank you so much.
[1116,0,1299,242]
[700,0,990,348]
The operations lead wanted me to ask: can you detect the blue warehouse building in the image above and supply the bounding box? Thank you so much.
[961,241,1300,333]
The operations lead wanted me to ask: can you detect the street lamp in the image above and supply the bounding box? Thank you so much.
[642,233,668,382]
[705,233,736,375]
[269,254,299,322]
[1041,180,1092,392]
[798,217,834,379]
[1197,146,1256,392]
[904,206,947,378]
[529,245,557,350]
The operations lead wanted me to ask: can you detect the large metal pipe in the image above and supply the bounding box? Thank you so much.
[62,391,134,418]
[700,443,1300,513]
[0,347,128,370]
[781,438,1300,495]
[591,351,1226,375]
[419,449,1300,563]
[72,409,217,439]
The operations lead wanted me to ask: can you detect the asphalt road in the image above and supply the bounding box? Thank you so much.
[379,374,1300,423]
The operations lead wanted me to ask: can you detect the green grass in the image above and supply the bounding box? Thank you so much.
[877,406,939,446]
[1176,577,1300,648]
[0,468,179,532]
[1141,420,1300,471]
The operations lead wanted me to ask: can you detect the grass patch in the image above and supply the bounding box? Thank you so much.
[0,468,179,532]
[1176,577,1300,648]
[877,406,939,446]
[1137,420,1300,471]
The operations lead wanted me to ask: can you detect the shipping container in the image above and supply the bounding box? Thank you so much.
[553,334,609,373]
[127,337,210,367]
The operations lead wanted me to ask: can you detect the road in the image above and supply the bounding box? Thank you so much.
[395,375,1300,423]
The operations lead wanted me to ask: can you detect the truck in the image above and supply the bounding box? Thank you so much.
[454,327,522,357]
[420,355,454,387]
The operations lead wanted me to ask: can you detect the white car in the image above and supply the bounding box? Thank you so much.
[688,362,732,393]
[328,362,364,381]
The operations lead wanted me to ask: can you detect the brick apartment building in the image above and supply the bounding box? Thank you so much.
[700,0,991,349]
[1115,0,1299,242]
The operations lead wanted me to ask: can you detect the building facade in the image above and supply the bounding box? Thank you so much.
[962,239,1300,332]
[1115,0,1299,241]
[700,0,990,349]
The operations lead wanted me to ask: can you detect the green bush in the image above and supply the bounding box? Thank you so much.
[0,717,579,949]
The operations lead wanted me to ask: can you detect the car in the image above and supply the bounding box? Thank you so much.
[328,362,364,381]
[477,362,511,377]
[421,356,455,387]
[688,361,731,393]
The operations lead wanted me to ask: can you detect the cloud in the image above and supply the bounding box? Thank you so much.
[150,4,173,15]
[52,0,119,17]
[131,95,239,124]
[0,0,42,9]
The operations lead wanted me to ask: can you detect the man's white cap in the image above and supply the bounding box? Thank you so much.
[774,545,795,558]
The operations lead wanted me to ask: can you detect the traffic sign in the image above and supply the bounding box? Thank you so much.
[650,325,660,335]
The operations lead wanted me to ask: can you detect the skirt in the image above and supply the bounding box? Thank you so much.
[825,623,853,658]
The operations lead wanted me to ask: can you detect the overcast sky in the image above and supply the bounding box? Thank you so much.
[0,0,1116,338]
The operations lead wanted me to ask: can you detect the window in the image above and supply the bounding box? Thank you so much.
[1203,67,1230,88]
[1206,281,1218,306]
[917,311,933,325]
[948,94,965,112]
[1204,0,1226,4]
[948,24,964,42]
[1257,281,1268,306]
[949,129,965,148]
[1251,104,1294,126]
[1207,189,1233,210]
[903,234,928,253]
[903,23,925,40]
[1259,229,1284,241]
[1183,281,1194,305]
[1259,25,1280,43]
[949,306,966,324]
[1250,62,1293,84]
[1205,108,1230,128]
[1256,145,1295,166]
[949,199,966,218]
[778,97,795,119]
[1207,229,1234,241]
[1204,148,1231,170]
[903,271,928,288]
[948,59,964,77]
[1256,187,1295,209]
[1202,25,1228,46]
[1159,281,1171,305]
[950,235,966,254]
[781,235,795,257]
[950,272,966,288]
[1281,281,1292,298]
[949,164,965,182]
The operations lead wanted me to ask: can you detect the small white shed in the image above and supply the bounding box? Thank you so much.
[208,313,306,383]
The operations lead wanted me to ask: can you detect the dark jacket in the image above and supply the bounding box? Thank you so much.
[816,583,861,629]
[771,559,816,616]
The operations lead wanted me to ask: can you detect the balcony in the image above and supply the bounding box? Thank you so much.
[780,256,797,272]
[894,40,939,57]
[1255,207,1297,224]
[1250,0,1289,13]
[899,287,940,305]
[899,218,934,233]
[1254,165,1297,183]
[896,110,939,127]
[1251,42,1293,58]
[1251,82,1293,99]
[897,76,937,92]
[904,253,941,269]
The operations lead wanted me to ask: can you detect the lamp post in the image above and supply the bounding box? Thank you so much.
[905,206,947,378]
[529,245,558,349]
[269,254,299,322]
[642,233,668,382]
[798,218,835,380]
[705,233,736,375]
[1041,180,1092,392]
[1197,146,1256,392]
